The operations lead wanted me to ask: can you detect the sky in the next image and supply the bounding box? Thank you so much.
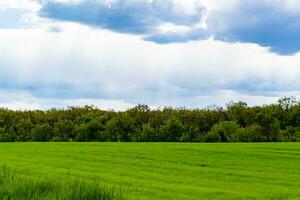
[1,0,300,110]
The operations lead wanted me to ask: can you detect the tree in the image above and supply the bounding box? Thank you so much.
[106,114,136,142]
[180,125,200,142]
[0,128,14,142]
[127,104,150,130]
[278,96,297,128]
[208,121,240,142]
[206,131,221,142]
[31,123,53,142]
[14,118,33,141]
[278,96,296,111]
[238,124,266,142]
[53,120,74,141]
[255,112,281,141]
[226,101,248,126]
[160,117,184,142]
[135,123,157,142]
[75,116,108,142]
[0,97,298,143]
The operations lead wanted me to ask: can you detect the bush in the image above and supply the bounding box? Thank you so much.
[31,124,53,142]
[205,131,221,142]
[0,97,300,143]
[208,121,240,142]
[50,136,63,142]
[296,131,300,142]
[106,115,136,142]
[180,126,200,142]
[134,123,156,142]
[280,126,300,142]
[238,124,266,142]
[159,117,184,142]
[53,120,74,141]
[0,128,14,142]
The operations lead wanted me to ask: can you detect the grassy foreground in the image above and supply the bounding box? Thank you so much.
[0,166,122,200]
[0,143,299,199]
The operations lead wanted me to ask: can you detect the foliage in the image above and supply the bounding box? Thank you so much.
[208,121,240,142]
[237,124,266,142]
[0,97,299,142]
[159,117,184,142]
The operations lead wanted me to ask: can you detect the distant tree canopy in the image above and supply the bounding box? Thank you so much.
[0,97,300,142]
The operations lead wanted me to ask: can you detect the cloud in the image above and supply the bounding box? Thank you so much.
[207,0,300,55]
[3,0,300,110]
[38,0,300,55]
[0,8,30,28]
[0,89,134,110]
[40,0,205,34]
[0,0,40,11]
[47,25,62,32]
[1,23,300,110]
[0,0,41,29]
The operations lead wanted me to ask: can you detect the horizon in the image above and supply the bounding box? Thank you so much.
[0,96,295,112]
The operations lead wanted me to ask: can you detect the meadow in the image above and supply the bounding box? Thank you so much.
[0,143,300,199]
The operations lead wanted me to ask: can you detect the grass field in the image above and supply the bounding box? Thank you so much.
[0,166,122,200]
[0,143,299,199]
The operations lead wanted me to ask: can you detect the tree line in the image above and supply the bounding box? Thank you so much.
[0,97,300,142]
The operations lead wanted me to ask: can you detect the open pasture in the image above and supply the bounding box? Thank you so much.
[0,143,299,199]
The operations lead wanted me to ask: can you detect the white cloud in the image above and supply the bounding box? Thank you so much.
[0,0,41,11]
[1,20,300,109]
[157,23,191,34]
[0,89,134,110]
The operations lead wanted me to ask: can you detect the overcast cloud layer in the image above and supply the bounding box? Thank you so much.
[0,0,300,110]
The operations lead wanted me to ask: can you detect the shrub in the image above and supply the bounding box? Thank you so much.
[205,131,221,142]
[53,120,74,141]
[106,115,136,142]
[238,124,266,142]
[208,121,240,142]
[50,136,63,142]
[135,123,156,142]
[31,124,53,142]
[280,126,300,142]
[0,128,14,142]
[160,117,184,142]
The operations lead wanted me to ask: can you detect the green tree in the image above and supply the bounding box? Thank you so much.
[53,120,74,141]
[160,117,184,142]
[14,118,33,141]
[226,101,248,126]
[31,123,53,142]
[238,124,266,142]
[106,114,136,142]
[208,121,240,142]
[0,128,14,142]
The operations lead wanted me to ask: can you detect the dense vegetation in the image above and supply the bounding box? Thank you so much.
[1,97,300,142]
[0,143,300,199]
[0,166,122,200]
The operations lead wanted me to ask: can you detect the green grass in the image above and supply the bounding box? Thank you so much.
[0,143,300,199]
[0,166,122,200]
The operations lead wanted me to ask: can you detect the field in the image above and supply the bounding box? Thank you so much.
[0,143,300,199]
